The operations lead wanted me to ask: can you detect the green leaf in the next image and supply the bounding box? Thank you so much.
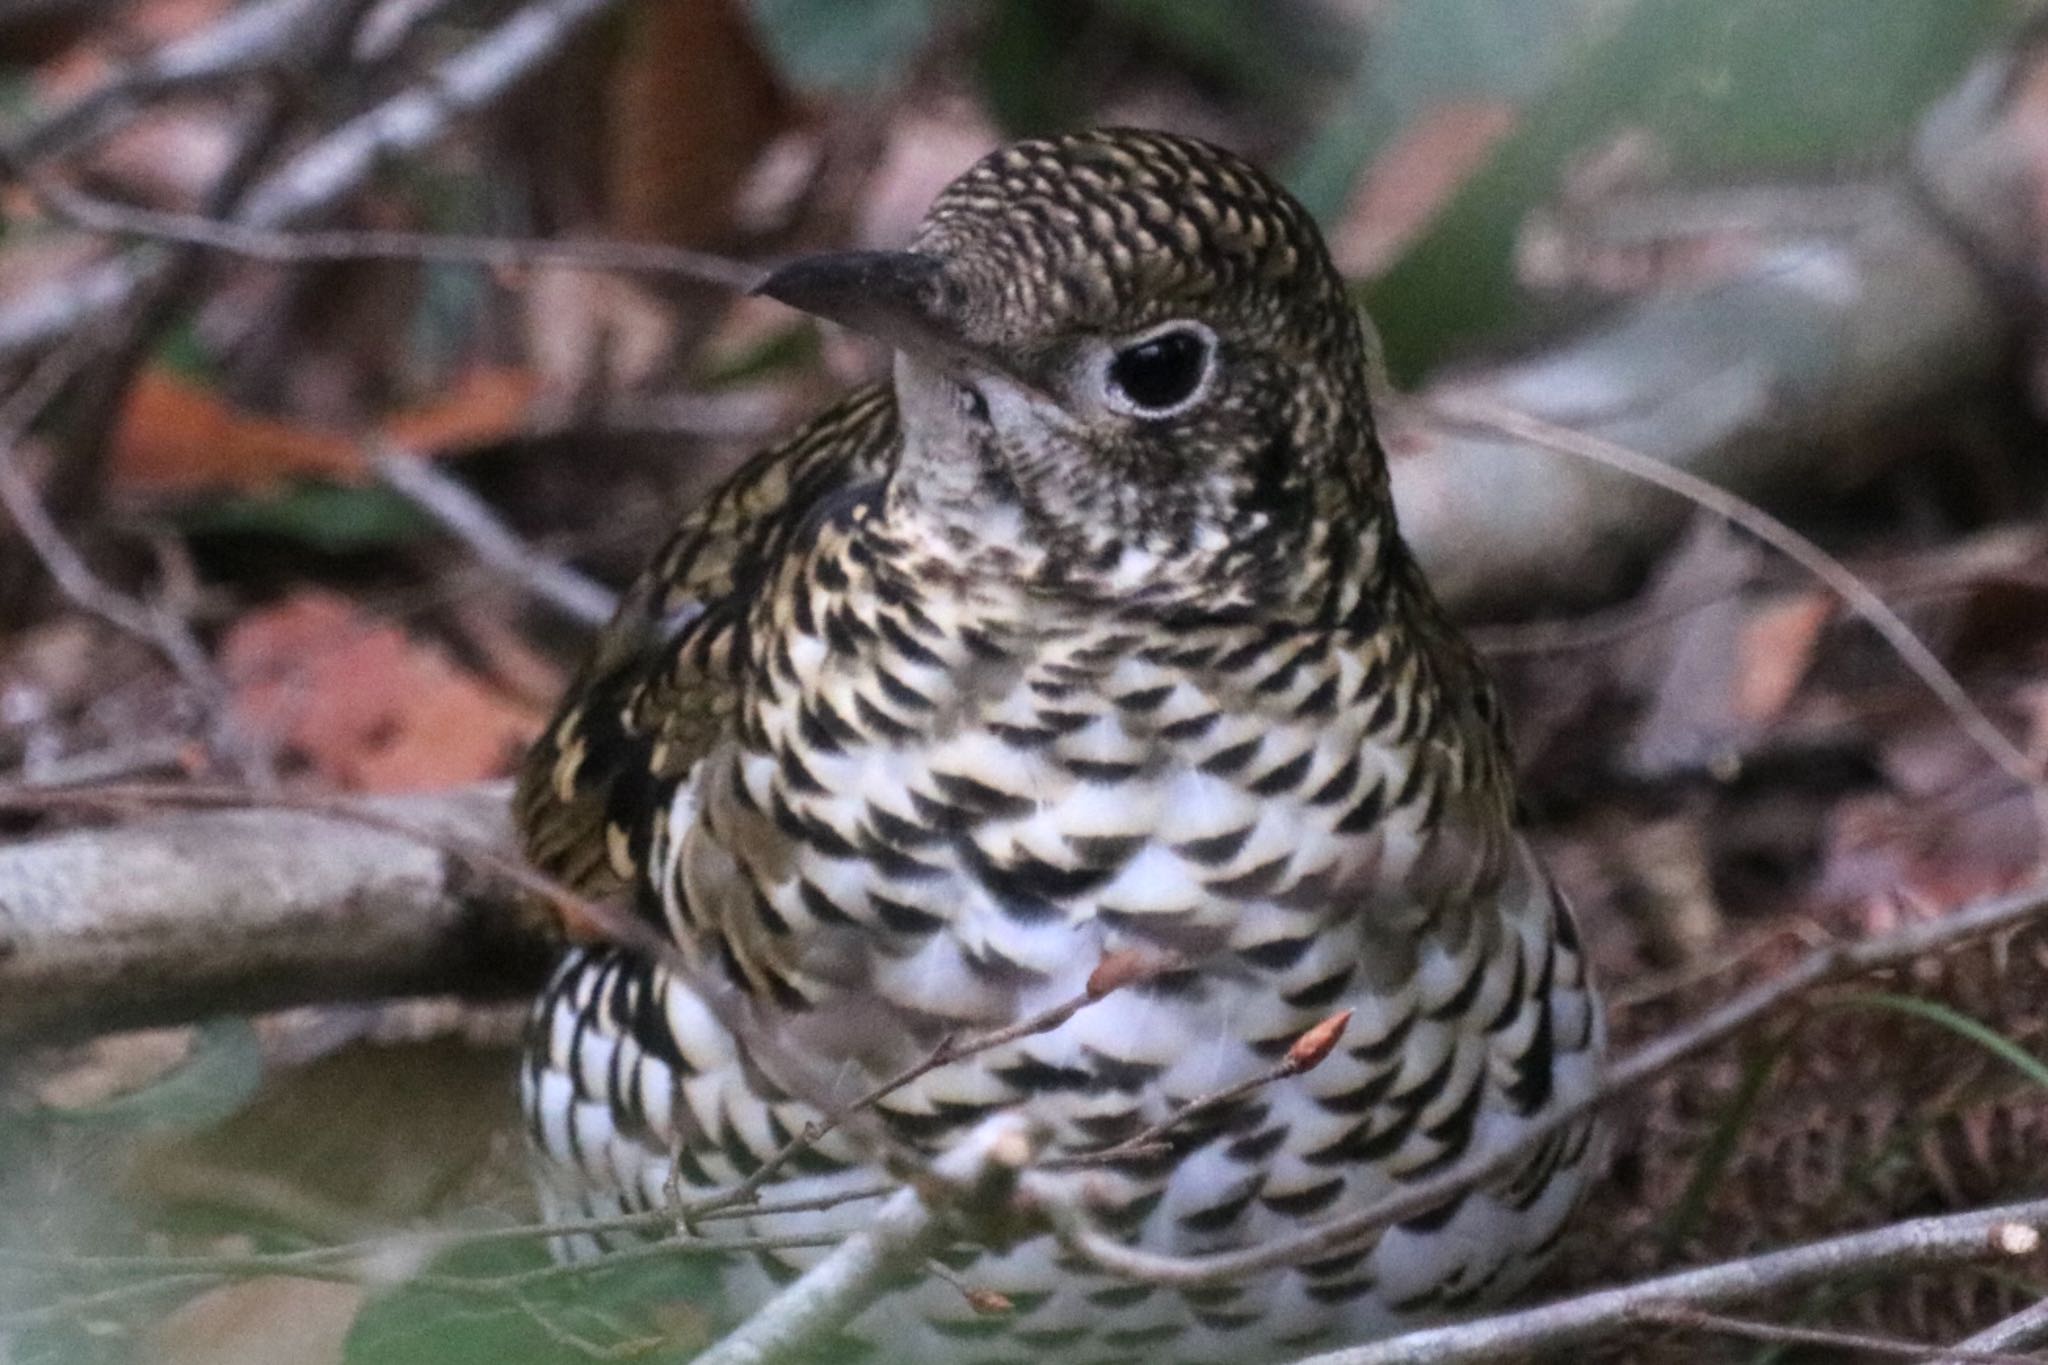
[1287,0,1598,222]
[977,0,1088,135]
[1833,991,2048,1092]
[746,0,942,93]
[179,483,435,553]
[1356,0,2020,383]
[1658,1040,1785,1251]
[1097,0,1330,102]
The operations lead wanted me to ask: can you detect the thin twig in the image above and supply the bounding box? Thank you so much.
[1049,1008,1352,1171]
[370,443,618,627]
[691,1115,1038,1365]
[1937,1296,2048,1363]
[1049,879,2048,1287]
[15,171,766,293]
[678,950,1173,1225]
[1430,395,2042,791]
[0,0,321,162]
[0,0,638,361]
[0,338,264,780]
[1276,1201,2048,1365]
[0,1229,848,1339]
[1624,1302,2044,1364]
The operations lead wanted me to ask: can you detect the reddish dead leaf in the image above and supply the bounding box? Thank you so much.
[1735,592,1833,726]
[111,365,540,494]
[1285,1009,1353,1073]
[608,0,794,248]
[113,369,361,493]
[222,590,543,791]
[381,365,540,454]
[1331,101,1518,278]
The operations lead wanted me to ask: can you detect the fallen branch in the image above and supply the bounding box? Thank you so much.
[0,784,550,1041]
[1275,1202,2048,1365]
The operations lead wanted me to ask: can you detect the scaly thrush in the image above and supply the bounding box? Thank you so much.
[517,127,1604,1363]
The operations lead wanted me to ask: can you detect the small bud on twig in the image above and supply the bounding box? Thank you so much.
[1990,1222,2041,1256]
[1285,1009,1353,1073]
[965,1288,1014,1316]
[1087,949,1151,998]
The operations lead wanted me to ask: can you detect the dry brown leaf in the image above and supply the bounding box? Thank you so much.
[221,589,543,791]
[32,1027,195,1109]
[147,1277,362,1365]
[608,0,794,249]
[111,365,539,494]
[1734,591,1832,725]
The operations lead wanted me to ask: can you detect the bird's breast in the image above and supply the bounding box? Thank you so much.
[650,523,1516,1092]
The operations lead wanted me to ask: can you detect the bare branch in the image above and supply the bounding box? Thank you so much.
[1,0,321,162]
[1937,1296,2048,1363]
[1048,1008,1352,1172]
[0,0,638,361]
[371,443,619,628]
[1276,1201,2048,1365]
[1625,1303,2042,1364]
[678,949,1177,1225]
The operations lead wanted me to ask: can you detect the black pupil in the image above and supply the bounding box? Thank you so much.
[1109,330,1207,411]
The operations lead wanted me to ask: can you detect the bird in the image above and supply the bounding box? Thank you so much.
[515,127,1604,1364]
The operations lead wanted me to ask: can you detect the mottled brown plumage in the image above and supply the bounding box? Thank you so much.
[517,128,1603,1363]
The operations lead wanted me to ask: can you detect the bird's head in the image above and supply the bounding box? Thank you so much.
[756,128,1389,617]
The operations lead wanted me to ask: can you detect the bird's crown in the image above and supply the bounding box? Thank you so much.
[757,128,1387,616]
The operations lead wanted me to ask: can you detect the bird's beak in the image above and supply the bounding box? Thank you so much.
[753,249,1020,384]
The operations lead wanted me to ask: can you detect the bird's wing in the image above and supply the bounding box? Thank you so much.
[516,384,898,902]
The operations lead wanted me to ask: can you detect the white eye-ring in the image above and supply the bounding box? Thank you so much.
[1095,319,1219,419]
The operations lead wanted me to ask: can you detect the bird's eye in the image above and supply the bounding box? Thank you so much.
[1105,325,1214,416]
[958,382,990,423]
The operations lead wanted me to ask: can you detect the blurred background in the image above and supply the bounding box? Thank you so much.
[5,0,2048,1360]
